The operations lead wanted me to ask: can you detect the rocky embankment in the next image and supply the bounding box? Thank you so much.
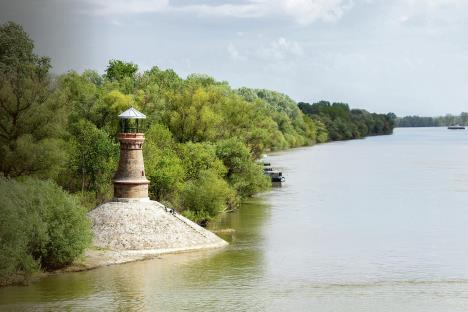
[64,200,227,271]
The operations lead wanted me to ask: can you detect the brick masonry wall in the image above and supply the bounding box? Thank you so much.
[114,183,148,199]
[113,133,150,199]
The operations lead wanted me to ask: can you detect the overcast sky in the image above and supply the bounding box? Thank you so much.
[1,0,467,116]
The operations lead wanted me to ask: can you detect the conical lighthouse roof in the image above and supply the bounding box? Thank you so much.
[118,107,146,119]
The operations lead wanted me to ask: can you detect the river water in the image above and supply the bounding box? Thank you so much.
[2,127,468,311]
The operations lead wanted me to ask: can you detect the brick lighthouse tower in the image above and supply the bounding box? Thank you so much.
[113,107,150,201]
[88,106,227,254]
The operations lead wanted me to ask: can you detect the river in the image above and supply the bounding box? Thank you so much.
[2,127,468,311]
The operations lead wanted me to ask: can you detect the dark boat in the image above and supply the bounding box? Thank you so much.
[448,125,465,130]
[261,162,285,182]
[267,170,285,182]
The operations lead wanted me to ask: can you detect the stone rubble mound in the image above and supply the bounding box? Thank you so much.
[88,200,227,251]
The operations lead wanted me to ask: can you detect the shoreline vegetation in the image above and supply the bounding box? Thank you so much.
[0,22,395,286]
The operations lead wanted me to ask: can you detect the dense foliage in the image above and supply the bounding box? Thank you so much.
[0,22,322,224]
[0,22,66,178]
[298,101,395,141]
[0,177,91,286]
[0,22,395,285]
[396,113,468,127]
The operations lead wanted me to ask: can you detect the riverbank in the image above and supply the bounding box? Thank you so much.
[53,242,228,274]
[1,130,397,289]
[57,200,229,273]
[54,131,392,275]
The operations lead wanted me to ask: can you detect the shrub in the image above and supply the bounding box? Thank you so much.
[180,170,237,225]
[0,179,39,286]
[0,177,91,286]
[216,138,270,197]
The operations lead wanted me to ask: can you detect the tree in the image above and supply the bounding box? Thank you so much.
[178,141,226,180]
[139,66,183,93]
[238,88,317,149]
[0,22,66,178]
[105,59,138,82]
[299,100,394,140]
[162,87,222,142]
[144,124,185,202]
[93,89,134,133]
[68,119,118,200]
[216,138,270,197]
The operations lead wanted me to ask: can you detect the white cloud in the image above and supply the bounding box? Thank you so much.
[258,37,304,60]
[82,0,353,25]
[227,37,303,63]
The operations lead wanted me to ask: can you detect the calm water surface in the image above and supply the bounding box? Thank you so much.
[2,127,468,311]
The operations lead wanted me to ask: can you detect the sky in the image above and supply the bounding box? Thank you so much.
[0,0,467,116]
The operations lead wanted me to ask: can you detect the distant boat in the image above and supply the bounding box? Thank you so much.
[448,125,465,130]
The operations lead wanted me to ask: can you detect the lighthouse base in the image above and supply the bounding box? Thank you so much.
[113,182,149,199]
[87,200,227,251]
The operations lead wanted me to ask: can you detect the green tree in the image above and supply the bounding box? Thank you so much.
[93,89,134,134]
[216,138,270,197]
[179,141,226,180]
[68,119,118,201]
[105,60,139,94]
[105,59,138,82]
[299,101,394,141]
[144,124,185,202]
[162,87,222,142]
[0,22,66,178]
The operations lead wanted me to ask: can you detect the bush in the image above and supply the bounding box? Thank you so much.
[0,179,38,286]
[0,177,91,286]
[180,170,237,225]
[216,138,270,197]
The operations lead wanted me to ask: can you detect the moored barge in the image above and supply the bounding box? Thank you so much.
[261,162,285,182]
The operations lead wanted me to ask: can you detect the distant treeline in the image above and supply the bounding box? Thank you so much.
[396,113,468,127]
[298,101,395,141]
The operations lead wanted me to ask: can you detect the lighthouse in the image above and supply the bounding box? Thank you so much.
[88,107,227,256]
[112,107,150,201]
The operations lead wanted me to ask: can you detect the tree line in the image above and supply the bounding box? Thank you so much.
[0,22,395,285]
[396,113,468,127]
[298,101,395,140]
[0,22,321,284]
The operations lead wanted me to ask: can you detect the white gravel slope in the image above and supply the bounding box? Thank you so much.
[88,200,227,251]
